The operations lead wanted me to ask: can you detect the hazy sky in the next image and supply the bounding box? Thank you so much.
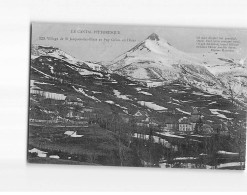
[32,22,247,61]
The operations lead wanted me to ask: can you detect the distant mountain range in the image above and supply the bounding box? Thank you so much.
[31,33,247,106]
[29,35,247,135]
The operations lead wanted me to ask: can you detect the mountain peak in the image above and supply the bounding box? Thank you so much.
[147,33,160,41]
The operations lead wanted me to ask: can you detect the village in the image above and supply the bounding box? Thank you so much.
[28,78,246,170]
[29,89,223,137]
[28,55,245,169]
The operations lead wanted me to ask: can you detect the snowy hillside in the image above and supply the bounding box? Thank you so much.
[191,52,247,102]
[31,36,247,104]
[191,52,246,74]
[107,33,228,98]
[31,45,106,72]
[30,53,245,127]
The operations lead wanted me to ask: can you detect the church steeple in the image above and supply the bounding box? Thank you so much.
[190,107,203,134]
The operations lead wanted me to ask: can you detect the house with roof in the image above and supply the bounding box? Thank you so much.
[161,117,178,132]
[134,110,147,118]
[178,107,203,134]
[178,117,193,133]
[133,110,151,127]
[160,107,205,134]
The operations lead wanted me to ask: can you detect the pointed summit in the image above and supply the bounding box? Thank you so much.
[147,33,160,41]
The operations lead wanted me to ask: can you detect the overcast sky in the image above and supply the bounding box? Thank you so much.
[32,22,247,61]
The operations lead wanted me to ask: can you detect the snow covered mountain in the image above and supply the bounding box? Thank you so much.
[191,52,246,75]
[192,52,247,102]
[29,42,246,136]
[31,35,247,104]
[107,33,227,96]
[31,45,106,72]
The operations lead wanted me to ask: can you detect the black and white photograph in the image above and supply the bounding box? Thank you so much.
[28,22,246,170]
[2,0,247,192]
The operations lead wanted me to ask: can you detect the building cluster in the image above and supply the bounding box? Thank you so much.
[132,107,212,134]
[30,88,215,135]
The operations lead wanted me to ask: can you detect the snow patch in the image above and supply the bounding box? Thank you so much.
[29,148,47,158]
[146,81,164,87]
[176,108,191,115]
[34,81,54,86]
[79,69,103,77]
[105,100,128,110]
[138,91,152,96]
[64,131,84,137]
[31,67,53,79]
[217,151,239,155]
[73,86,100,102]
[173,157,198,160]
[105,100,114,104]
[85,62,102,71]
[218,162,245,169]
[191,134,210,138]
[209,109,229,119]
[49,155,60,159]
[113,90,131,100]
[156,132,185,139]
[138,101,167,111]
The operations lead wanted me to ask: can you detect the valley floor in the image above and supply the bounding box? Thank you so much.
[27,122,246,170]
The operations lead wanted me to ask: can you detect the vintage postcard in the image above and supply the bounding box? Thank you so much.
[28,22,246,170]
